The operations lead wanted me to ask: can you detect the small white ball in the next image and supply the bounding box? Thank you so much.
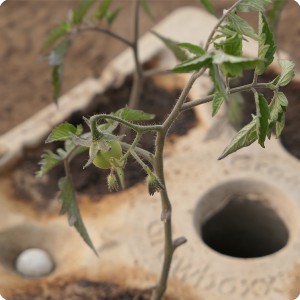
[15,248,54,277]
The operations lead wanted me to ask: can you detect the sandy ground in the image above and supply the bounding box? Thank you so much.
[0,0,299,134]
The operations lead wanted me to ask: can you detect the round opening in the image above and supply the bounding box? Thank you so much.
[0,224,56,275]
[201,195,289,258]
[195,180,291,259]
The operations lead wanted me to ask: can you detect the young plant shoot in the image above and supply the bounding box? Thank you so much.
[39,0,294,299]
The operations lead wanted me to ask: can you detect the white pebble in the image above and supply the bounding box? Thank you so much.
[15,248,54,277]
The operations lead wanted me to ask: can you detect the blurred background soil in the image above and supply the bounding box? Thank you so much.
[0,0,299,135]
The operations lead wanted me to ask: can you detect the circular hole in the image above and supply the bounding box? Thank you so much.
[201,195,289,258]
[0,224,56,275]
[195,180,292,259]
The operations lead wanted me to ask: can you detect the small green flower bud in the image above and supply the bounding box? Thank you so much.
[147,173,164,196]
[107,172,119,192]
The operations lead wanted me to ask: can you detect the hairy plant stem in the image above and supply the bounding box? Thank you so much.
[150,70,271,300]
[150,131,171,300]
[181,82,271,111]
[150,69,205,300]
[90,114,162,133]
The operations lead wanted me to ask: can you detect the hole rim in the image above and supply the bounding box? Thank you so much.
[194,178,297,260]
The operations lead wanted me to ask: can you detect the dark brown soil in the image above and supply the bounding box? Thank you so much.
[10,279,173,300]
[11,78,197,210]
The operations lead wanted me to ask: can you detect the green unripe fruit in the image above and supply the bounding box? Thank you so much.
[90,140,122,169]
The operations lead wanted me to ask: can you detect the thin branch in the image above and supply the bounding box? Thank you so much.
[91,114,163,133]
[162,69,206,130]
[252,72,258,84]
[127,0,144,110]
[204,0,244,51]
[63,159,72,179]
[76,25,133,47]
[130,149,149,171]
[121,132,142,162]
[181,82,271,112]
[120,142,154,165]
[133,0,143,80]
[173,237,187,249]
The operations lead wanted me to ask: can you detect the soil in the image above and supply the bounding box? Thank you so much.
[11,77,197,210]
[9,278,174,300]
[0,0,299,135]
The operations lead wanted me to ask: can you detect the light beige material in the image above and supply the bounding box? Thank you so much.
[0,6,299,300]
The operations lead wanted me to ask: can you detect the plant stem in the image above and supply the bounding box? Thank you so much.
[128,0,144,110]
[181,82,270,111]
[76,25,132,47]
[150,69,205,300]
[151,130,173,300]
[150,79,270,300]
[163,70,206,130]
[204,0,244,51]
[91,114,162,133]
[120,142,154,164]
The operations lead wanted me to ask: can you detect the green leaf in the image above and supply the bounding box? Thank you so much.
[277,92,288,108]
[59,177,97,255]
[276,113,285,138]
[269,92,288,122]
[275,60,295,87]
[212,93,225,117]
[106,7,122,25]
[209,64,225,95]
[217,25,238,38]
[227,13,260,41]
[213,52,261,77]
[46,123,78,143]
[37,138,86,178]
[48,39,70,66]
[140,0,154,20]
[209,64,227,116]
[226,93,245,130]
[177,43,205,56]
[215,33,242,57]
[255,93,270,147]
[72,0,96,25]
[48,39,70,103]
[237,0,272,12]
[36,150,63,177]
[268,0,286,34]
[52,65,63,103]
[115,107,155,121]
[213,52,258,65]
[95,0,112,20]
[172,53,212,73]
[198,0,216,16]
[152,31,188,62]
[255,13,276,75]
[218,118,257,160]
[43,21,71,50]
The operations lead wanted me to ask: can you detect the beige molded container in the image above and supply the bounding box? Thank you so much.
[0,7,299,300]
